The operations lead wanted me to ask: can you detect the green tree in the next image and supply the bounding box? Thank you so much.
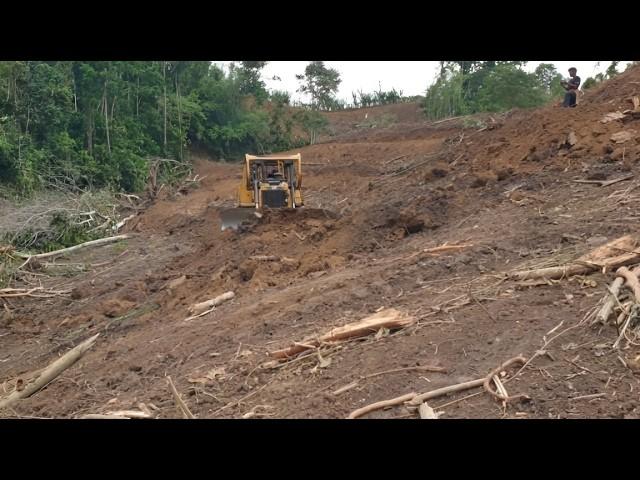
[230,61,268,102]
[293,109,328,145]
[474,64,547,112]
[296,61,341,110]
[534,63,564,97]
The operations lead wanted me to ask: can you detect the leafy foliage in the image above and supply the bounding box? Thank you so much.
[423,61,566,120]
[0,61,306,195]
[296,62,342,110]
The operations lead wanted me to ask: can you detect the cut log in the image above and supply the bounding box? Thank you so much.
[188,291,235,316]
[578,235,640,268]
[270,308,415,359]
[15,235,130,262]
[0,334,99,410]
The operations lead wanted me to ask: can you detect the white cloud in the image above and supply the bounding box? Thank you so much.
[216,61,631,103]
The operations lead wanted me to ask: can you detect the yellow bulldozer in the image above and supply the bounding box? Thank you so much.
[220,154,304,230]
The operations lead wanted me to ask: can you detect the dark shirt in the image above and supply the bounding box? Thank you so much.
[568,75,581,90]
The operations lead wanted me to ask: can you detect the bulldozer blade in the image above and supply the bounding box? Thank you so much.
[219,208,263,231]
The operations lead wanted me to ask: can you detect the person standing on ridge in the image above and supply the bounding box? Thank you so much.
[561,67,581,107]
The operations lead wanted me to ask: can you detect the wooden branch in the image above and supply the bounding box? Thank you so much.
[80,410,151,419]
[482,356,528,403]
[80,414,130,419]
[167,376,195,419]
[616,266,640,303]
[613,309,636,349]
[407,378,486,406]
[114,214,136,232]
[572,174,634,187]
[0,287,70,299]
[364,365,447,379]
[510,264,594,281]
[347,393,417,419]
[107,410,152,419]
[270,308,415,360]
[570,393,607,402]
[0,334,99,410]
[15,235,130,261]
[188,291,235,316]
[423,243,473,255]
[594,277,625,325]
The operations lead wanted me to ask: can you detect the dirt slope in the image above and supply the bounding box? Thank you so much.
[2,67,640,419]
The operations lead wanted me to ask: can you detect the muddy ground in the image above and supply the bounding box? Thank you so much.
[1,67,640,419]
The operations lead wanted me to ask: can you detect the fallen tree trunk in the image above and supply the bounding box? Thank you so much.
[0,334,100,410]
[188,291,235,316]
[15,235,130,262]
[270,308,415,360]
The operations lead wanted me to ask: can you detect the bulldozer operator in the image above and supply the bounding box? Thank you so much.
[561,67,581,108]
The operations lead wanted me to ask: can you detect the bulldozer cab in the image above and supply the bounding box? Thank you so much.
[238,154,303,209]
[220,154,304,231]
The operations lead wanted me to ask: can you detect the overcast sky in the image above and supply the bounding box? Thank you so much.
[214,61,630,103]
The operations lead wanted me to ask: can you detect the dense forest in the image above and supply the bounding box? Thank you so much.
[0,61,316,194]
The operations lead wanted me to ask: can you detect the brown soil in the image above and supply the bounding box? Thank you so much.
[2,67,640,419]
